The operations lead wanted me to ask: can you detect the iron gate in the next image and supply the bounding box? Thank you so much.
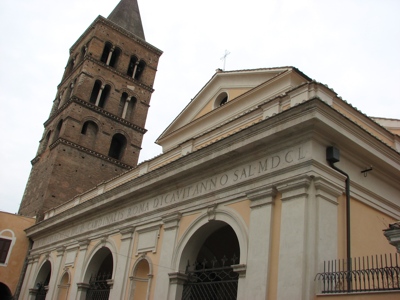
[182,256,239,300]
[86,273,111,300]
[35,283,47,300]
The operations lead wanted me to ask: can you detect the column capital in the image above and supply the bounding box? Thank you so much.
[78,239,90,250]
[313,176,343,205]
[120,226,135,240]
[56,246,66,256]
[246,185,277,208]
[162,212,182,231]
[168,272,188,285]
[276,175,312,201]
[232,264,247,278]
[76,282,90,291]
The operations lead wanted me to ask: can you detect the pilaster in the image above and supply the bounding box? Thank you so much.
[243,185,276,299]
[167,272,187,300]
[276,175,311,300]
[47,246,66,300]
[109,226,135,299]
[72,239,90,300]
[153,212,182,299]
[20,255,39,300]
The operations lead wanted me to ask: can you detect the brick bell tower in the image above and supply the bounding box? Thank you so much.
[18,0,162,220]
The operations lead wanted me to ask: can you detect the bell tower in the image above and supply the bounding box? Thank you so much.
[18,0,162,220]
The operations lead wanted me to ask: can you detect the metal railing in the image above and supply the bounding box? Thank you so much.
[182,255,239,300]
[315,253,400,293]
[86,272,111,300]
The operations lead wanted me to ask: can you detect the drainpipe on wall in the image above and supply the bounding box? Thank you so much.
[326,146,351,292]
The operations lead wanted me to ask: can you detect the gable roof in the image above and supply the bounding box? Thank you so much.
[156,67,311,152]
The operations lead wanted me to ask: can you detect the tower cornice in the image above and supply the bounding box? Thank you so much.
[70,16,162,57]
[31,138,133,169]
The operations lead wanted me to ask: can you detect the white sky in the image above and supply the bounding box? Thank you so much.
[0,0,399,214]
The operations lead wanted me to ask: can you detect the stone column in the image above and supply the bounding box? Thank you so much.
[71,239,90,300]
[109,226,135,299]
[243,185,276,299]
[106,47,115,65]
[132,61,139,79]
[122,97,131,119]
[153,212,181,299]
[47,246,66,299]
[94,85,105,107]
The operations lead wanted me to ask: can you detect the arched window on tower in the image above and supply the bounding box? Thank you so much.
[134,60,146,80]
[90,80,102,104]
[127,56,138,77]
[100,42,120,68]
[79,44,87,64]
[61,80,75,106]
[109,47,121,68]
[39,131,52,154]
[100,42,113,64]
[118,92,129,117]
[66,59,74,76]
[98,84,111,108]
[125,97,136,121]
[108,133,127,160]
[52,120,63,144]
[118,93,136,120]
[81,121,98,149]
[90,81,110,108]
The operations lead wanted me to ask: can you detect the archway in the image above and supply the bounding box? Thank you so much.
[34,260,51,300]
[130,257,152,300]
[0,282,12,300]
[181,221,240,300]
[84,247,114,300]
[57,272,70,300]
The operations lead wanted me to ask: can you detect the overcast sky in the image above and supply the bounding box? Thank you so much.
[0,0,399,214]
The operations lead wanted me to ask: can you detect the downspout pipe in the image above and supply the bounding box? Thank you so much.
[326,146,351,292]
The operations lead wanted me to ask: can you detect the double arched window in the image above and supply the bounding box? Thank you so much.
[89,80,111,109]
[127,56,146,80]
[118,92,137,120]
[100,42,121,68]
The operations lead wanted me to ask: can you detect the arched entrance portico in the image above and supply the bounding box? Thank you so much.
[182,222,240,299]
[168,208,248,300]
[82,247,114,300]
[31,260,51,300]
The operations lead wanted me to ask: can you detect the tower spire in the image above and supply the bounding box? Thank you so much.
[108,0,145,40]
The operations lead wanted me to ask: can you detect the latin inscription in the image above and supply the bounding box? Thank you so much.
[35,146,307,247]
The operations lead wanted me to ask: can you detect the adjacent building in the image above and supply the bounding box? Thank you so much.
[0,212,35,299]
[14,0,400,299]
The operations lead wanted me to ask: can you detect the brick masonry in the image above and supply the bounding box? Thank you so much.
[18,16,162,220]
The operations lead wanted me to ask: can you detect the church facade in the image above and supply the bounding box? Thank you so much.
[15,1,400,300]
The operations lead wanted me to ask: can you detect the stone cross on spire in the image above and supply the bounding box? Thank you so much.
[108,0,145,40]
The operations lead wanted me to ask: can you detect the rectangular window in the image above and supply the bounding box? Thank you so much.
[0,238,12,264]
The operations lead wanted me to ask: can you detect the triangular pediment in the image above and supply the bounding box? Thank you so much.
[157,67,309,152]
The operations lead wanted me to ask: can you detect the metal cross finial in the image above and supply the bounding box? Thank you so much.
[220,50,230,71]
